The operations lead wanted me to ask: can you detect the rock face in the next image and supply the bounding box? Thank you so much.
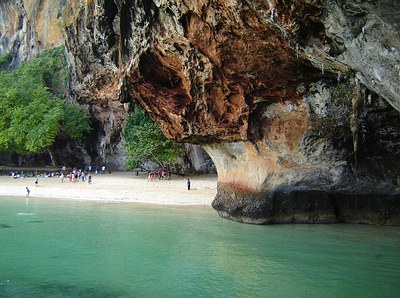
[2,0,400,224]
[0,0,64,67]
[185,144,215,173]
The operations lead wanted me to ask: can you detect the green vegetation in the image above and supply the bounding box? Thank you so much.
[0,47,91,156]
[330,81,354,106]
[122,107,184,170]
[0,52,12,70]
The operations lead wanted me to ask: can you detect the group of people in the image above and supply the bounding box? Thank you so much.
[24,167,95,196]
[147,170,171,181]
[59,164,110,183]
[63,169,92,184]
[147,170,191,190]
[23,165,193,197]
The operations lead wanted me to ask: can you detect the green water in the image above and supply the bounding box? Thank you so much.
[0,196,399,298]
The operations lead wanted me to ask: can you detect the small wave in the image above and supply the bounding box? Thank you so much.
[17,213,35,216]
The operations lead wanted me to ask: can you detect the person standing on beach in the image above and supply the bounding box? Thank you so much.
[34,177,38,187]
[187,179,191,190]
[26,187,30,196]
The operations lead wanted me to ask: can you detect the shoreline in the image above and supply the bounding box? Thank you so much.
[0,172,218,207]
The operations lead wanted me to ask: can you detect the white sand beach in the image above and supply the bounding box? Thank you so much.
[0,172,218,206]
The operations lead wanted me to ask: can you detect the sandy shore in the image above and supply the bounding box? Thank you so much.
[0,172,218,206]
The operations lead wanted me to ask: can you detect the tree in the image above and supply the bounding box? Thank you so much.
[0,47,91,158]
[122,107,184,170]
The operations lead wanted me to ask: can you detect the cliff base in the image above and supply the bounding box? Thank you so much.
[213,185,400,225]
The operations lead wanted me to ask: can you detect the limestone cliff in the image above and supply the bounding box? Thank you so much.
[0,0,64,66]
[2,0,399,224]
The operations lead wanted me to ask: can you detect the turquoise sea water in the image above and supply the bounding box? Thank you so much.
[0,196,399,298]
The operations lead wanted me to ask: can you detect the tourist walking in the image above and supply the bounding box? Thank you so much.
[187,179,191,190]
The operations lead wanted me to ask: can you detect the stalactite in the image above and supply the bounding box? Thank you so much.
[47,149,56,167]
[349,78,365,171]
